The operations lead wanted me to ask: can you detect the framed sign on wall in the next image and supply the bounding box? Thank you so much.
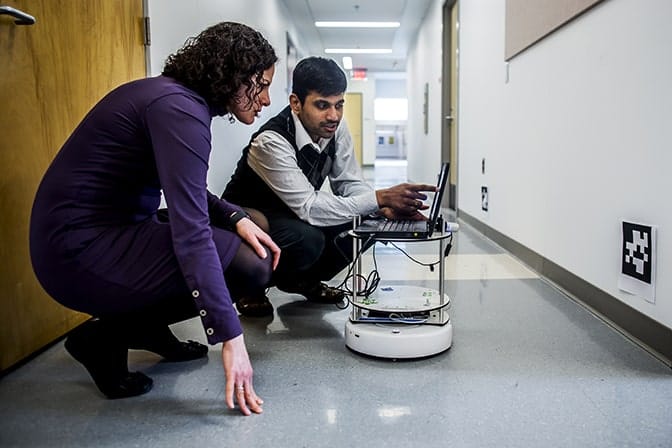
[505,0,606,60]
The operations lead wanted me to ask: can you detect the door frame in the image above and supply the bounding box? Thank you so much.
[441,0,459,210]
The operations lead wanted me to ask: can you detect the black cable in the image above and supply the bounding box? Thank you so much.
[333,232,454,307]
[332,235,381,304]
[334,237,383,300]
[388,233,453,271]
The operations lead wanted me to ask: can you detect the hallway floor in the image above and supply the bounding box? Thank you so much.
[1,160,671,447]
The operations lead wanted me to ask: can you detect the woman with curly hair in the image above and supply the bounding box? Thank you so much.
[29,22,279,416]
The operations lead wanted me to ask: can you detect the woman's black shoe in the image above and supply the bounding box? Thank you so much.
[64,320,153,399]
[127,325,208,362]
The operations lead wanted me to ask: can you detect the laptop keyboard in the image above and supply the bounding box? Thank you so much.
[379,220,418,232]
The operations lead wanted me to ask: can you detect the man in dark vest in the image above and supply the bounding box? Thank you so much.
[223,57,436,317]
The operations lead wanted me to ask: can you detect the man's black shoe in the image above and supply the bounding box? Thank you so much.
[236,295,274,317]
[278,281,345,304]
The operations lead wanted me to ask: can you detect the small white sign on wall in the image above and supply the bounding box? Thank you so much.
[618,220,657,303]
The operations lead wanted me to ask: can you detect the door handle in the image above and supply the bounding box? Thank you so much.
[444,115,454,121]
[0,6,36,25]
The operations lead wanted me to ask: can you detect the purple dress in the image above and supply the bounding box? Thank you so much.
[30,76,243,344]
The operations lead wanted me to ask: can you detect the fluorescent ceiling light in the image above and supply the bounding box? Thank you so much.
[342,56,353,70]
[315,21,400,28]
[325,48,392,54]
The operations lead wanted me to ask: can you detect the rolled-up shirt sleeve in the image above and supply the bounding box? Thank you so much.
[248,119,379,226]
[146,93,242,344]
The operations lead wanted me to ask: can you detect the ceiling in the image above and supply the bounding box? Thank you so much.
[280,0,435,76]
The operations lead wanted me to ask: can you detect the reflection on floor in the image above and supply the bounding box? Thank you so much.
[1,159,671,448]
[348,251,539,281]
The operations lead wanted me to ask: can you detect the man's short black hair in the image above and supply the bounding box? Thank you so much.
[292,57,347,104]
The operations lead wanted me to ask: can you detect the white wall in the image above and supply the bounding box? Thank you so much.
[406,0,445,185]
[146,0,305,195]
[457,0,672,328]
[376,78,407,97]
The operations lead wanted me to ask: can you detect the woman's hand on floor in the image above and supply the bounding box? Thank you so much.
[222,334,264,416]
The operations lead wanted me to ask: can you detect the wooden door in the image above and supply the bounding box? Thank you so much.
[0,0,146,371]
[344,92,363,165]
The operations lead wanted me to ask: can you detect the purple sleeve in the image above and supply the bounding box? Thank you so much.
[207,190,244,227]
[146,93,242,344]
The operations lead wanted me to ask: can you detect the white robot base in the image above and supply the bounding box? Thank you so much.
[344,319,453,359]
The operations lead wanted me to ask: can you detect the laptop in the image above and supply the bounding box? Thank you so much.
[354,162,449,239]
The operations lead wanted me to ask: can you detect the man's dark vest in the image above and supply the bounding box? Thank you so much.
[222,105,336,218]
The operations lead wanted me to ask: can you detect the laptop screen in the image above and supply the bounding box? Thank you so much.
[426,162,450,229]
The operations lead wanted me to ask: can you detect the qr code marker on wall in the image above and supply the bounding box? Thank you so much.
[622,222,652,284]
[618,220,656,303]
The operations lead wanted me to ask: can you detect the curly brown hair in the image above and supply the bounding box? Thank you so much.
[162,22,277,116]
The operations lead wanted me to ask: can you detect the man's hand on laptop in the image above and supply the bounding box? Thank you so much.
[375,182,436,216]
[378,207,428,221]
